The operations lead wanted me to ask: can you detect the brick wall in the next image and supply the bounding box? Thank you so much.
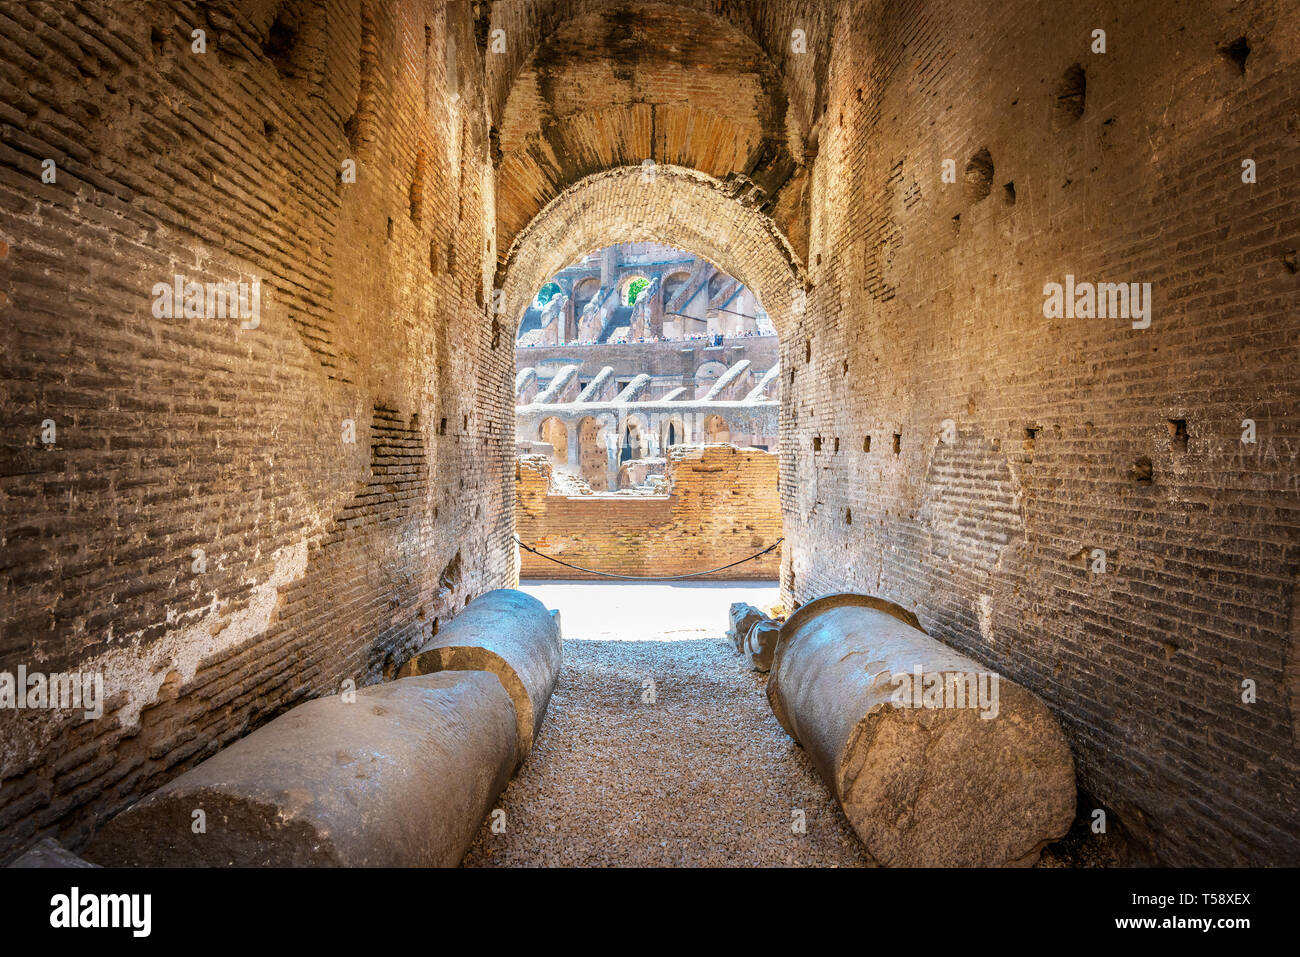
[517,445,782,581]
[782,0,1300,865]
[0,0,515,858]
[0,0,1295,869]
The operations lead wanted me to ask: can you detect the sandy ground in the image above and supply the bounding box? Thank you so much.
[461,580,872,867]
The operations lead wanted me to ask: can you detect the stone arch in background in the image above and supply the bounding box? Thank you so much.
[704,414,731,444]
[662,414,687,452]
[539,416,568,465]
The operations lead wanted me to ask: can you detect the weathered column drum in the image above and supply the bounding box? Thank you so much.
[768,593,1076,866]
[397,588,563,765]
[85,672,518,867]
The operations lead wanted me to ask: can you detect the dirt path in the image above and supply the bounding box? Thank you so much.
[462,632,871,867]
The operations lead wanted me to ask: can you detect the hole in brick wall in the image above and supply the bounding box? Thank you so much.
[1282,250,1297,274]
[491,317,501,350]
[845,508,852,525]
[863,436,871,452]
[833,437,840,453]
[804,339,811,363]
[1003,181,1016,205]
[437,550,462,599]
[429,240,439,274]
[463,414,469,431]
[1131,456,1154,485]
[951,214,961,236]
[150,26,166,58]
[893,433,901,455]
[1219,36,1250,75]
[1167,419,1188,451]
[409,149,427,225]
[345,2,379,153]
[423,24,433,111]
[964,148,994,203]
[812,436,822,452]
[386,217,394,240]
[263,9,300,78]
[438,417,447,435]
[263,120,278,140]
[1053,63,1087,128]
[445,28,460,101]
[1024,427,1039,451]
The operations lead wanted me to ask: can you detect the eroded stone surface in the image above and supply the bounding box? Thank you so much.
[769,595,1075,866]
[397,589,563,763]
[83,673,517,868]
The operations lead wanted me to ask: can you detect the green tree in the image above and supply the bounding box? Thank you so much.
[626,277,650,305]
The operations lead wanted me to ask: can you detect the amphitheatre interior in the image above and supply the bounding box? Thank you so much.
[0,0,1297,876]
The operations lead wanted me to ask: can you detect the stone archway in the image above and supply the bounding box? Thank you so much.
[703,413,731,444]
[487,1,829,266]
[539,416,568,465]
[500,165,808,339]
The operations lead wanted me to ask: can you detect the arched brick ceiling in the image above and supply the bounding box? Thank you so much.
[483,0,833,134]
[485,0,833,265]
[500,164,808,335]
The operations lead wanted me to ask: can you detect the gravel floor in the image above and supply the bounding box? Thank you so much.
[463,585,871,867]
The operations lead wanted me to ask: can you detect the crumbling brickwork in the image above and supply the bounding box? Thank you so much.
[781,0,1300,864]
[516,445,782,580]
[0,0,513,857]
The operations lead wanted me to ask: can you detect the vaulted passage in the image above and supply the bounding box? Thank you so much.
[1,0,1298,875]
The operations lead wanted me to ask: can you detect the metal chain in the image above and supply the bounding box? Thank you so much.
[513,536,784,581]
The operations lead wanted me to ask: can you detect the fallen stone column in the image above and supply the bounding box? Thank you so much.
[84,672,516,867]
[7,838,98,868]
[398,588,562,764]
[728,602,768,653]
[768,593,1075,867]
[745,619,781,672]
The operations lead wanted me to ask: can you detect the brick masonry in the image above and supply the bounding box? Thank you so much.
[0,0,514,858]
[781,0,1300,865]
[516,444,782,581]
[0,0,1295,868]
